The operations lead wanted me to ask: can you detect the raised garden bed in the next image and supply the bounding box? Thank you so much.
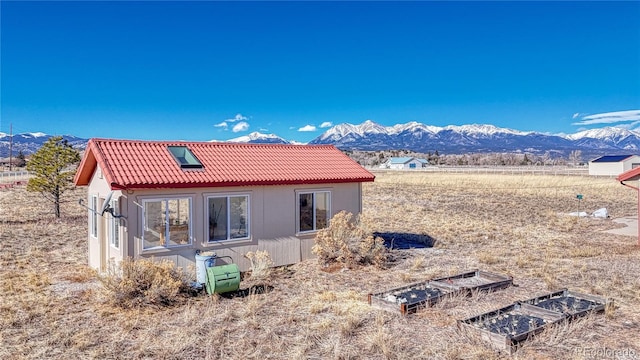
[368,270,513,315]
[460,289,611,353]
[430,269,513,293]
[368,281,454,314]
[520,289,609,319]
[458,302,566,354]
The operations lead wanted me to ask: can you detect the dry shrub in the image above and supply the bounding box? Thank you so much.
[569,246,603,258]
[477,251,500,265]
[312,210,387,268]
[99,258,190,308]
[244,250,274,281]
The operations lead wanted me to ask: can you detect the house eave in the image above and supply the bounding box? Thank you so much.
[110,177,376,191]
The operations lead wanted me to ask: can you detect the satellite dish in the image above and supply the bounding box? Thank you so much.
[100,191,114,216]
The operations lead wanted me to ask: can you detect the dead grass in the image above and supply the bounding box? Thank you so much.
[1,172,639,359]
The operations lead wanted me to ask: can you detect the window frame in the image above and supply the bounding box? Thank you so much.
[205,193,251,243]
[167,146,203,169]
[296,190,331,234]
[141,196,193,250]
[90,195,98,238]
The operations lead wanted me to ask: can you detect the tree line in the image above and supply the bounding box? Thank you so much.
[346,149,585,167]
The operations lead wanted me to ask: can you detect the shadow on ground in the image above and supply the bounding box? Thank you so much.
[221,284,274,299]
[374,232,436,249]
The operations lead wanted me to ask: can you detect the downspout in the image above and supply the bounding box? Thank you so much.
[620,181,640,246]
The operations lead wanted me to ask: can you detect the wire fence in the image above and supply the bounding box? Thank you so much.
[370,166,592,177]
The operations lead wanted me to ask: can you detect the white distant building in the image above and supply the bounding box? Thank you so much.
[588,155,640,176]
[380,157,428,170]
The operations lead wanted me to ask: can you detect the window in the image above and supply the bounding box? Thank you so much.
[409,163,416,169]
[109,198,120,249]
[207,194,249,242]
[142,197,192,249]
[168,146,203,169]
[298,191,330,232]
[90,195,98,238]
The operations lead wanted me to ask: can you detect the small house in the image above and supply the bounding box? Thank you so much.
[381,157,425,170]
[588,155,640,176]
[73,139,375,271]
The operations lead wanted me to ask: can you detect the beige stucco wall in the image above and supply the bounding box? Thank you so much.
[85,165,126,271]
[84,167,365,273]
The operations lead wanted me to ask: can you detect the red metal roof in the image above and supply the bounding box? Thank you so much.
[617,166,640,182]
[74,139,375,190]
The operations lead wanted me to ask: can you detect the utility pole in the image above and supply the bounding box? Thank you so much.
[9,123,13,172]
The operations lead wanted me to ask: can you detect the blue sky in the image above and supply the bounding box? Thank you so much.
[1,1,639,142]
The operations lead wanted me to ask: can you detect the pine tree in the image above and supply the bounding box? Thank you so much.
[26,136,81,218]
[15,151,26,167]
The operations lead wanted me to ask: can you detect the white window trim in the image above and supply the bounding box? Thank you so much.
[141,196,193,251]
[205,192,251,243]
[90,195,98,238]
[296,190,331,234]
[109,198,120,249]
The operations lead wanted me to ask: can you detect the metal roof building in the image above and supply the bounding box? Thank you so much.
[588,155,640,176]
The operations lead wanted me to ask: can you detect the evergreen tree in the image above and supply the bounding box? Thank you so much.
[15,151,26,167]
[26,136,81,218]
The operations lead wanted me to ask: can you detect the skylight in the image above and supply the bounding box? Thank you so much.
[168,146,203,169]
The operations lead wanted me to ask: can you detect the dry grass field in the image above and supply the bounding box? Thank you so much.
[1,171,639,359]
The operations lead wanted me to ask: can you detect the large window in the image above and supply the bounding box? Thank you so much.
[298,191,330,232]
[109,198,120,249]
[207,194,249,242]
[90,195,98,238]
[143,198,192,249]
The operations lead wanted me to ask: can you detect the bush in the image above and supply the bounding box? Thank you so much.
[312,211,387,268]
[100,258,190,308]
[244,250,274,281]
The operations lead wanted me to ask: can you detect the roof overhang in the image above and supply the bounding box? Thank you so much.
[617,167,640,182]
[108,177,375,191]
[73,144,97,186]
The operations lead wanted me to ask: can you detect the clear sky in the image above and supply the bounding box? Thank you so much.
[1,1,639,143]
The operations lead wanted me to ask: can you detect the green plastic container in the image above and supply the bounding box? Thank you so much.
[205,263,240,295]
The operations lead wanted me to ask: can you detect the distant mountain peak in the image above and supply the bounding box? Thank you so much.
[444,123,530,136]
[566,126,639,140]
[226,131,291,144]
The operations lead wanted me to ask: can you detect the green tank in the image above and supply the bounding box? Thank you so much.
[205,263,240,295]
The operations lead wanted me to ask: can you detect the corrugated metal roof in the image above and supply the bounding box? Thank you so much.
[591,155,635,163]
[74,139,375,190]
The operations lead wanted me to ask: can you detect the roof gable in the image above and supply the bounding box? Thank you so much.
[74,139,375,190]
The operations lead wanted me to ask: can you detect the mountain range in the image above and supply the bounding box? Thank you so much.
[0,133,88,158]
[2,121,640,158]
[228,121,640,158]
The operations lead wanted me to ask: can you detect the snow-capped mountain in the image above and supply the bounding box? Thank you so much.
[565,127,640,151]
[309,121,640,156]
[226,132,291,144]
[4,123,640,159]
[0,133,87,158]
